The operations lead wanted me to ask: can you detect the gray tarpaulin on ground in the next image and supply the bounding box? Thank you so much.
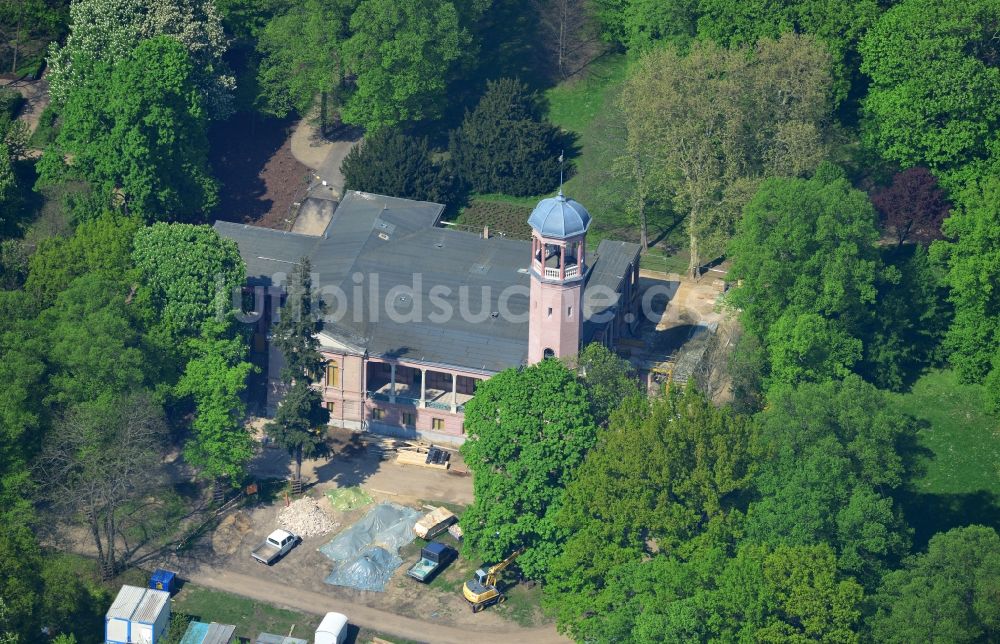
[319,502,421,592]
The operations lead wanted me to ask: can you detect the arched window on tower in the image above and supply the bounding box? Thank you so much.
[543,348,555,359]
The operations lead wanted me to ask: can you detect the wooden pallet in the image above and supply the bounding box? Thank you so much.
[395,449,450,469]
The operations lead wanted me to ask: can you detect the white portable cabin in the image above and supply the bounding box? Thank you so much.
[104,585,171,644]
[106,585,146,644]
[314,612,349,644]
[130,588,171,644]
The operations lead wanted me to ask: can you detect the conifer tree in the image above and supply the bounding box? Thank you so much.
[266,257,328,481]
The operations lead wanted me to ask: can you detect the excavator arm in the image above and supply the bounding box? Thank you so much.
[484,547,525,587]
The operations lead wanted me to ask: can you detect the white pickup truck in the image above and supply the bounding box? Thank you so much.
[251,529,300,565]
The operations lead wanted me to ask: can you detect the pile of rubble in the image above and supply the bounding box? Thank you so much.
[278,497,340,538]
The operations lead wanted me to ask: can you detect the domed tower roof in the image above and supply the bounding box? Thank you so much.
[527,191,591,240]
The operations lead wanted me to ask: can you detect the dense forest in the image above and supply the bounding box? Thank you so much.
[1,0,999,642]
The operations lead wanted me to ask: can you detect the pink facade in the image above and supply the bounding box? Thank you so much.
[528,230,586,364]
[319,350,487,444]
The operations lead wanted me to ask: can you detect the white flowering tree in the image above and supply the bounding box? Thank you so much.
[47,0,234,118]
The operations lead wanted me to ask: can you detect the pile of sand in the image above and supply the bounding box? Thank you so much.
[212,511,254,556]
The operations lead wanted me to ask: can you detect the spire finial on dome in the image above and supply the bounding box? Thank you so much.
[558,149,565,195]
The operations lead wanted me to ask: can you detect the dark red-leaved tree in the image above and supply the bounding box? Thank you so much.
[871,167,951,246]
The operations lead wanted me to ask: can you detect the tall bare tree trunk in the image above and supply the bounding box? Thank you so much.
[105,511,117,577]
[639,200,649,251]
[689,214,700,279]
[557,0,566,78]
[86,507,106,575]
[11,0,24,74]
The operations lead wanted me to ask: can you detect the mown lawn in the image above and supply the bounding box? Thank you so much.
[171,585,316,642]
[891,369,1000,547]
[171,584,417,643]
[474,54,630,226]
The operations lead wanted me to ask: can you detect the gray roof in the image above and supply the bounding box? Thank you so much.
[213,222,321,286]
[216,191,638,373]
[106,585,145,621]
[131,588,169,624]
[203,623,237,644]
[583,239,643,344]
[527,191,591,239]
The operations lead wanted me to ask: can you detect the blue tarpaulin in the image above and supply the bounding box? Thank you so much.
[318,502,421,592]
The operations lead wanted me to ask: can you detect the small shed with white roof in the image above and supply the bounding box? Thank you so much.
[105,585,171,644]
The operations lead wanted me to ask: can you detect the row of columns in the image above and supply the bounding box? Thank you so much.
[531,235,586,280]
[387,363,460,412]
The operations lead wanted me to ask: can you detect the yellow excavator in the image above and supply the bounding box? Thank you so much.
[462,548,525,612]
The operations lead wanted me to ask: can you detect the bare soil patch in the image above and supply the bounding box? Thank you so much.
[209,114,311,229]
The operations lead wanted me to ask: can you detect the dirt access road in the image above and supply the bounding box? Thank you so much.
[1,75,48,136]
[157,432,570,642]
[186,567,569,644]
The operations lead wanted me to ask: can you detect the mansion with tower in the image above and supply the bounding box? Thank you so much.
[216,189,641,444]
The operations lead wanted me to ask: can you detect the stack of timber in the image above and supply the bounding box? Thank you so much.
[392,440,451,470]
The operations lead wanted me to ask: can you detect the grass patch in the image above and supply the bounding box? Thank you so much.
[462,53,690,265]
[545,55,635,245]
[546,54,631,133]
[172,584,316,642]
[355,631,422,644]
[892,369,1000,547]
[494,581,545,627]
[416,499,469,517]
[641,247,691,274]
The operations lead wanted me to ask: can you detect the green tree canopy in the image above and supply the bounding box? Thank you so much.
[47,0,234,118]
[0,526,42,640]
[24,212,141,310]
[39,36,219,222]
[544,386,755,640]
[0,143,17,235]
[870,525,1000,643]
[271,257,323,381]
[593,0,876,103]
[747,375,914,587]
[340,130,456,204]
[862,245,949,391]
[933,176,1000,410]
[41,273,146,407]
[859,0,1000,187]
[449,77,563,197]
[265,380,328,482]
[621,34,835,276]
[175,324,256,484]
[569,342,639,425]
[697,0,880,104]
[460,358,599,579]
[728,165,880,387]
[767,311,863,385]
[255,0,351,118]
[0,321,46,528]
[705,542,865,643]
[132,222,246,336]
[340,0,469,130]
